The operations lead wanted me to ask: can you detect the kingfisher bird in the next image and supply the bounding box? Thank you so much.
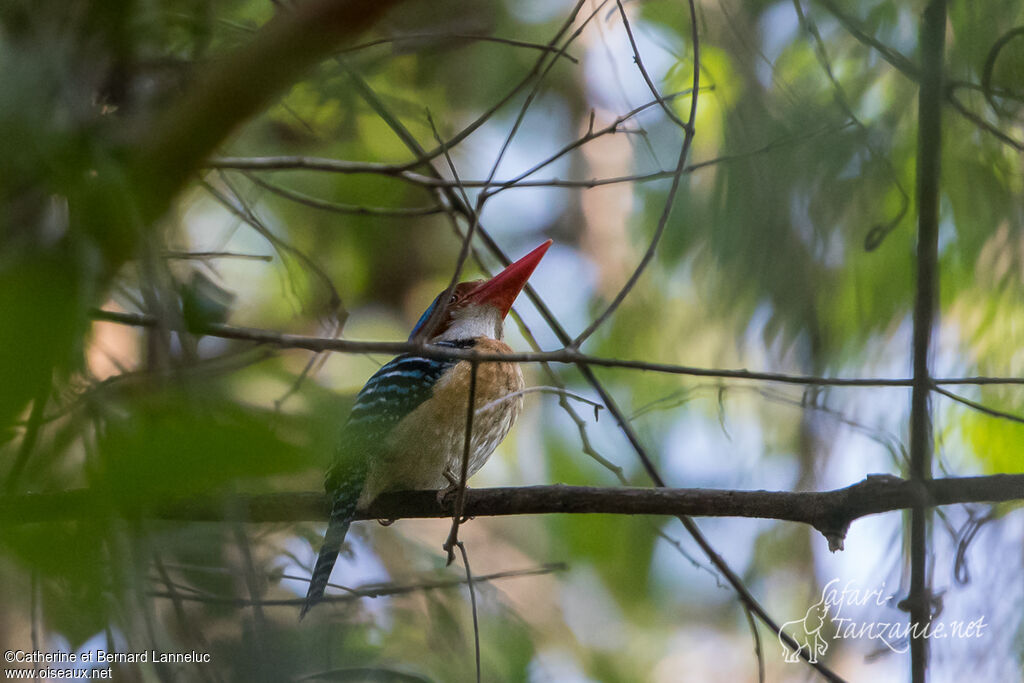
[301,240,552,618]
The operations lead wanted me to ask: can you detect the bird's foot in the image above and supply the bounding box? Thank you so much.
[437,483,463,510]
[437,470,464,510]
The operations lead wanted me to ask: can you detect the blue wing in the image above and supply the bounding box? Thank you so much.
[346,355,454,431]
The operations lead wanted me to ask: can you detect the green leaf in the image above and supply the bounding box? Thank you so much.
[94,393,308,509]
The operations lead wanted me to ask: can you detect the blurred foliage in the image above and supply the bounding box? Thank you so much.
[1,0,1023,681]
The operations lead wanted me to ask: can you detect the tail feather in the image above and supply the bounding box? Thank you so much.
[300,494,359,619]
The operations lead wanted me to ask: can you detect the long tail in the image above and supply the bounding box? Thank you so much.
[300,493,359,619]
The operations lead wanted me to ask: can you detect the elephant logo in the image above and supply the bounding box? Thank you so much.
[779,596,831,663]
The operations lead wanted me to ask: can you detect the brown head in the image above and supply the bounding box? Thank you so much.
[408,240,552,342]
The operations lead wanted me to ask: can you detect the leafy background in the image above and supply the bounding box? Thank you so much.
[0,0,1022,681]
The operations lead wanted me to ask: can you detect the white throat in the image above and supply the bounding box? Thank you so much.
[435,304,503,342]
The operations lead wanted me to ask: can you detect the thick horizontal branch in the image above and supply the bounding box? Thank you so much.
[5,475,1022,550]
[90,308,1024,388]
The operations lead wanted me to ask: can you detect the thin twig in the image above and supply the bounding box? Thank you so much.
[274,319,341,411]
[945,88,1024,151]
[209,122,844,192]
[413,0,591,169]
[810,0,920,79]
[933,385,1024,425]
[163,250,273,261]
[414,112,480,343]
[201,176,345,320]
[981,27,1024,117]
[474,385,603,416]
[742,604,767,683]
[243,171,446,216]
[444,362,478,564]
[812,0,1022,153]
[614,0,688,130]
[480,88,702,201]
[96,308,986,387]
[481,0,611,188]
[341,32,580,63]
[153,556,219,683]
[791,0,910,251]
[573,0,699,345]
[230,517,268,672]
[571,136,693,345]
[5,382,49,493]
[455,542,481,683]
[147,563,568,606]
[327,1,589,178]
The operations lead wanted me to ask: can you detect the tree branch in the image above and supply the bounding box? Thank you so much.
[908,1,946,680]
[135,0,403,227]
[5,475,1021,550]
[88,308,1024,388]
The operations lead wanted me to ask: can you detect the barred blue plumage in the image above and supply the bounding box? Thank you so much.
[345,345,471,429]
[301,241,551,618]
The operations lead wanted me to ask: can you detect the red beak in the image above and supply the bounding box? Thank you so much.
[466,240,552,318]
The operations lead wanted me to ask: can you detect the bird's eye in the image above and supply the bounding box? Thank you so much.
[448,294,458,304]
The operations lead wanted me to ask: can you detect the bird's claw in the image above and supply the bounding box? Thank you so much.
[437,483,462,509]
[436,470,461,508]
